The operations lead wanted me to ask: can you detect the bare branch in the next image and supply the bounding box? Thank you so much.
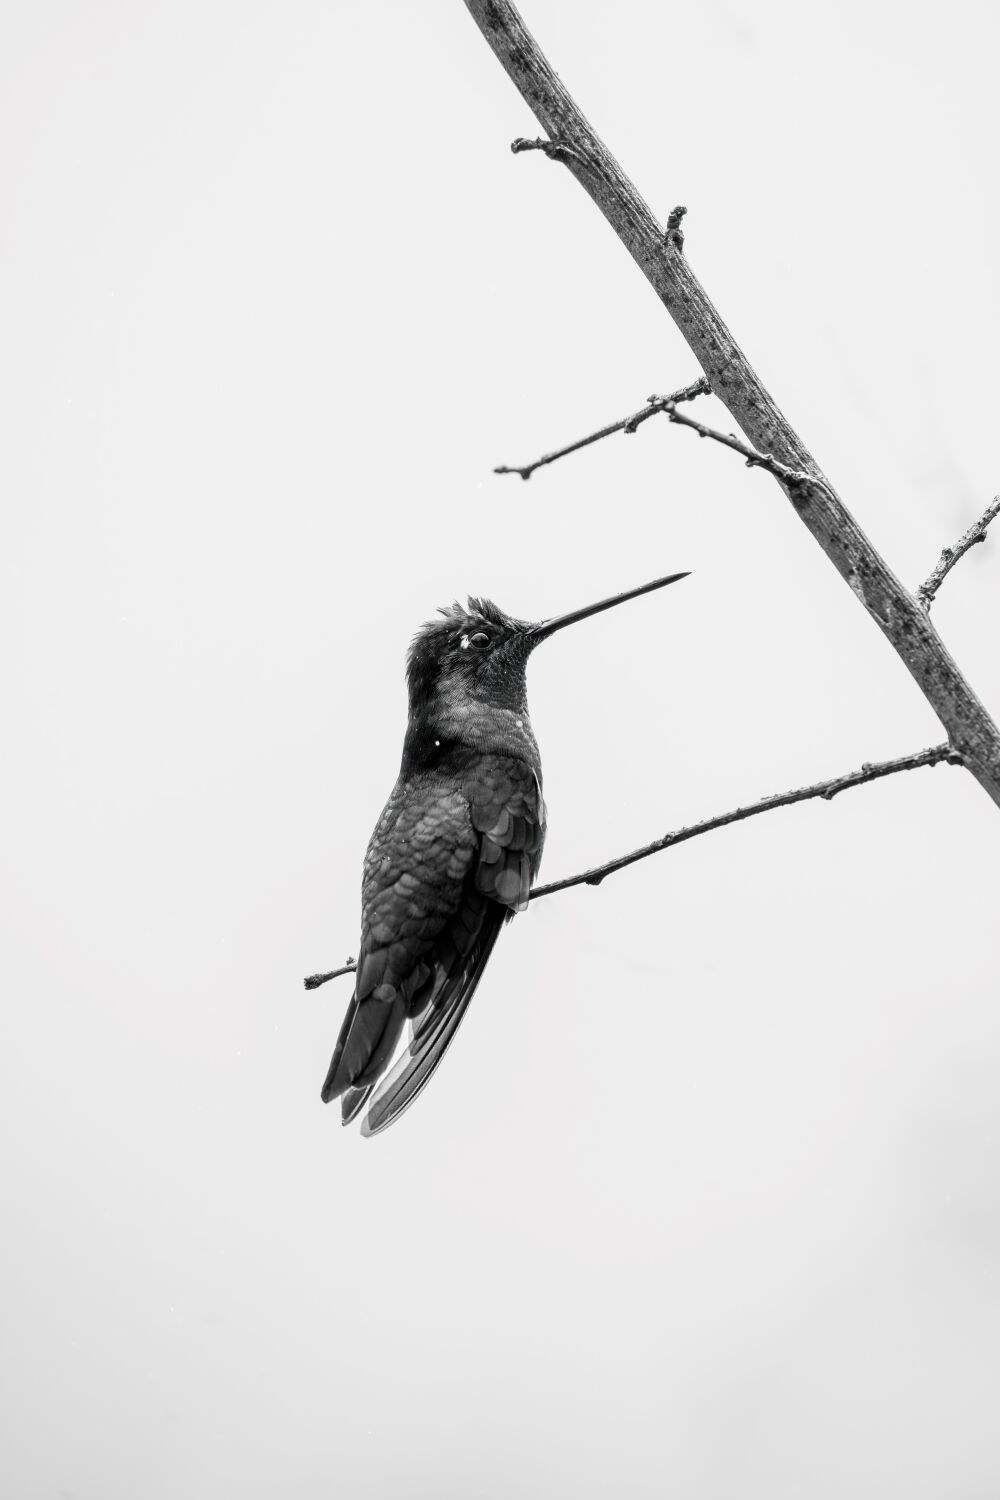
[918,494,1000,611]
[494,377,710,481]
[531,744,963,899]
[464,0,1000,809]
[305,744,961,987]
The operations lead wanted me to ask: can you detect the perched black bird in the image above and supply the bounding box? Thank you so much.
[321,571,689,1135]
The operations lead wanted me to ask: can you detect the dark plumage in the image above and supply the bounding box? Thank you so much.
[321,572,689,1135]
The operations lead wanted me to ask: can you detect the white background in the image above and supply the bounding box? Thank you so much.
[3,2,999,1495]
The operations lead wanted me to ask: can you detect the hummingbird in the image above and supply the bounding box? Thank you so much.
[321,569,689,1136]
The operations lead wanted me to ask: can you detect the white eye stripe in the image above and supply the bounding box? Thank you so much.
[460,635,470,650]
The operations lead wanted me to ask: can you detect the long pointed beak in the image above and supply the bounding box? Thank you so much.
[528,570,690,645]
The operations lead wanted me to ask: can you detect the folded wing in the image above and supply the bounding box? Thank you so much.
[360,755,546,1135]
[322,753,545,1134]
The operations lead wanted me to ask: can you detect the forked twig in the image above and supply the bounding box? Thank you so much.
[494,378,710,481]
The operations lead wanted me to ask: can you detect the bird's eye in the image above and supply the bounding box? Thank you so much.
[468,631,491,648]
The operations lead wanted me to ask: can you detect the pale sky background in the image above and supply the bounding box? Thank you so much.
[3,2,1000,1497]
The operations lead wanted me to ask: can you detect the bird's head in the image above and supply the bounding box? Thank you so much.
[406,596,535,718]
[403,571,690,757]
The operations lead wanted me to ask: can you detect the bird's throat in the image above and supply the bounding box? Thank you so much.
[402,692,540,773]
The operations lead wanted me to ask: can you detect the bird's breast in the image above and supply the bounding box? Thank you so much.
[430,694,541,771]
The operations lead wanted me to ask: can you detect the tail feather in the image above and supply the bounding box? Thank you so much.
[340,1082,374,1125]
[320,988,406,1104]
[359,909,506,1136]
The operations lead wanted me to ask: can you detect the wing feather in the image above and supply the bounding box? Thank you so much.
[324,753,546,1132]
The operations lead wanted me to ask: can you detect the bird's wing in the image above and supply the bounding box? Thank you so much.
[466,753,546,908]
[359,755,545,1136]
[320,774,478,1110]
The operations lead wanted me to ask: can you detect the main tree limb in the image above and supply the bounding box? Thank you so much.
[463,0,1000,809]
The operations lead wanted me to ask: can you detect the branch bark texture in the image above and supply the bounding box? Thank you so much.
[464,0,1000,809]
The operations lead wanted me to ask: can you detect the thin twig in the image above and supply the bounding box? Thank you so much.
[494,377,710,481]
[917,495,1000,610]
[531,743,962,898]
[661,402,833,504]
[304,743,961,986]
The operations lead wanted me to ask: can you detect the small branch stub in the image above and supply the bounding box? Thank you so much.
[511,134,580,164]
[665,204,687,250]
[305,960,356,990]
